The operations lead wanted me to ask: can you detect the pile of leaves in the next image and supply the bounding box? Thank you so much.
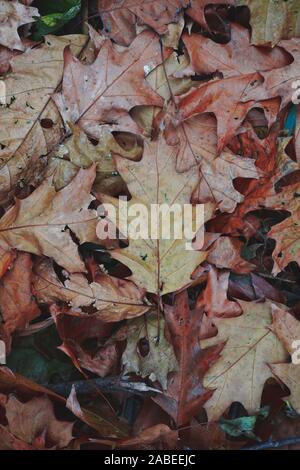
[1,0,300,451]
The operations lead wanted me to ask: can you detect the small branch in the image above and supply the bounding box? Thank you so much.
[243,436,300,450]
[44,377,159,397]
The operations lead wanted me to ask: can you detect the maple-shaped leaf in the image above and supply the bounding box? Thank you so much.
[100,137,214,295]
[122,313,178,390]
[241,38,300,110]
[0,252,40,349]
[0,0,39,51]
[0,34,87,203]
[180,24,290,79]
[54,31,167,140]
[3,395,74,449]
[269,305,300,413]
[33,258,149,322]
[237,0,300,45]
[186,0,235,29]
[200,300,288,421]
[153,291,224,426]
[0,166,97,273]
[97,0,189,46]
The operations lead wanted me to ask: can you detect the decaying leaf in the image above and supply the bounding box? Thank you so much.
[0,166,97,273]
[97,0,189,46]
[270,305,300,414]
[0,34,87,203]
[0,0,39,51]
[122,313,178,390]
[3,395,73,449]
[153,291,224,425]
[201,300,288,420]
[100,137,214,295]
[238,0,300,45]
[0,251,40,348]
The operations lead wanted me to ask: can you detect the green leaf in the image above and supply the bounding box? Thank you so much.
[219,406,269,440]
[33,0,81,40]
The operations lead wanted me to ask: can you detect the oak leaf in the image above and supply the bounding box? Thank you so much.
[0,0,39,51]
[269,305,300,413]
[0,166,97,273]
[3,395,74,449]
[100,137,214,295]
[97,0,189,46]
[122,313,178,389]
[0,252,40,348]
[200,300,288,420]
[33,258,149,322]
[180,24,289,79]
[54,31,167,140]
[237,0,300,45]
[153,291,224,426]
[0,34,87,203]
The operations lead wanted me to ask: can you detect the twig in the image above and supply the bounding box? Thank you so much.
[243,436,300,450]
[44,377,159,397]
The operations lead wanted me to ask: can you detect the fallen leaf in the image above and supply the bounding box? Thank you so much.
[237,0,300,45]
[33,258,149,322]
[66,385,129,438]
[122,313,178,390]
[201,300,288,420]
[180,24,290,79]
[207,236,255,273]
[54,31,168,140]
[153,291,224,425]
[0,166,97,273]
[0,0,39,51]
[196,265,242,318]
[0,34,87,203]
[270,305,300,413]
[100,136,213,295]
[97,0,189,46]
[0,252,40,348]
[4,394,73,448]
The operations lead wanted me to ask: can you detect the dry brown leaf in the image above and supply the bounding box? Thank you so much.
[201,300,288,421]
[33,258,149,322]
[180,24,290,79]
[4,395,73,449]
[97,0,189,46]
[0,0,39,51]
[270,305,300,413]
[153,291,224,426]
[196,265,242,318]
[100,136,214,295]
[207,236,255,274]
[237,0,300,45]
[0,35,87,204]
[54,30,167,140]
[0,166,97,273]
[0,251,40,348]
